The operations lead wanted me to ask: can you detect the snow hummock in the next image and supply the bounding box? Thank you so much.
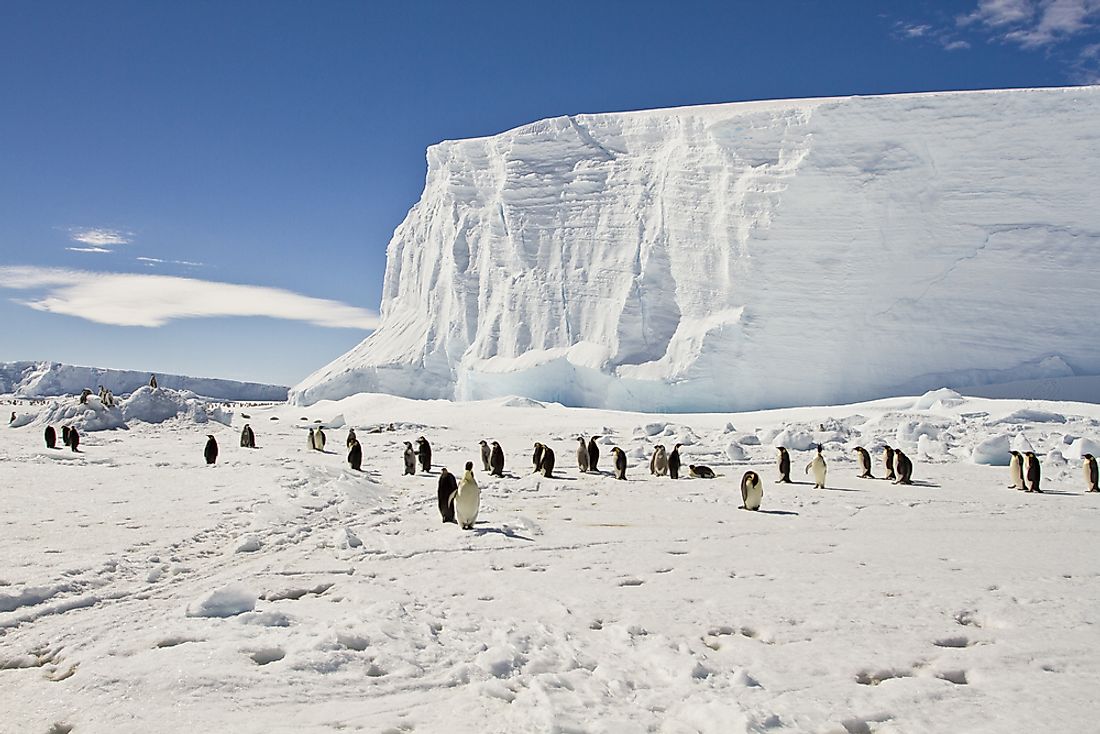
[28,387,233,432]
[292,86,1100,411]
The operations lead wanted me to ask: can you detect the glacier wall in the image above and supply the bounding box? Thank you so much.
[293,86,1100,411]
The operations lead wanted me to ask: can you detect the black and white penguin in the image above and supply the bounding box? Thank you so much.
[315,427,327,452]
[1024,451,1042,493]
[479,440,492,472]
[668,443,682,479]
[854,446,873,478]
[776,446,792,483]
[149,374,158,388]
[62,425,71,446]
[454,461,480,530]
[806,445,827,489]
[44,425,57,449]
[308,427,317,450]
[539,445,555,477]
[417,436,432,473]
[204,435,217,464]
[650,445,668,476]
[587,437,601,473]
[740,471,763,511]
[882,445,896,481]
[347,439,362,471]
[689,465,715,479]
[490,441,505,477]
[240,424,255,449]
[346,428,357,449]
[532,442,545,474]
[893,449,913,485]
[8,411,14,424]
[69,427,80,452]
[1083,454,1099,492]
[611,447,627,480]
[437,467,457,523]
[403,442,417,475]
[1008,450,1027,490]
[576,437,590,473]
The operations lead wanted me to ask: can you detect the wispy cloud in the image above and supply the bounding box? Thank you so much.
[956,0,1100,47]
[891,18,973,50]
[66,246,113,254]
[0,266,378,329]
[136,256,205,268]
[68,227,133,248]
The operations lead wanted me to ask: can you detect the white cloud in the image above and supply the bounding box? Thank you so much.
[943,39,973,49]
[66,246,113,254]
[959,0,1036,27]
[69,227,133,247]
[0,266,378,330]
[957,0,1100,47]
[901,22,932,37]
[136,257,205,267]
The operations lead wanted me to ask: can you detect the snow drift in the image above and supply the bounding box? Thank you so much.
[29,387,233,432]
[293,86,1100,411]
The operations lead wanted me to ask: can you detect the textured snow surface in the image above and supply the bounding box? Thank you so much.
[3,390,1100,731]
[1,361,287,401]
[293,86,1100,410]
[23,387,233,432]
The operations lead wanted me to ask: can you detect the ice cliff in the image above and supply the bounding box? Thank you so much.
[293,86,1100,411]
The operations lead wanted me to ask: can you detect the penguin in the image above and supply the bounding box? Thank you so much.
[149,374,158,388]
[437,467,457,523]
[240,424,255,449]
[79,389,91,405]
[69,427,80,452]
[532,442,545,474]
[346,428,357,449]
[315,427,326,452]
[806,445,827,489]
[882,445,896,481]
[776,447,792,483]
[490,441,505,477]
[347,439,362,471]
[480,439,492,472]
[453,461,480,530]
[44,425,57,449]
[587,436,601,473]
[403,442,417,475]
[1008,450,1027,490]
[668,443,682,479]
[689,465,716,479]
[539,445,556,478]
[417,436,432,473]
[576,437,590,473]
[650,445,668,476]
[204,434,217,464]
[8,411,14,424]
[1083,454,1099,492]
[893,449,913,485]
[740,471,763,511]
[62,425,71,446]
[308,427,317,450]
[611,447,627,480]
[854,446,873,478]
[1024,451,1042,493]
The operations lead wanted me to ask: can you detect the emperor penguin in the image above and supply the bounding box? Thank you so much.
[689,465,716,479]
[69,427,80,452]
[347,439,362,471]
[740,471,763,511]
[346,428,357,449]
[587,437,601,473]
[893,449,913,485]
[1008,451,1027,490]
[611,447,627,480]
[403,442,417,475]
[490,441,505,477]
[315,427,327,451]
[149,374,157,388]
[479,440,492,472]
[62,425,71,446]
[650,445,669,476]
[854,446,873,478]
[532,442,545,473]
[9,411,15,424]
[437,467,457,523]
[806,445,827,489]
[1083,454,1099,492]
[44,425,57,449]
[882,445,896,481]
[416,436,432,473]
[1024,451,1042,493]
[240,424,255,449]
[308,427,317,450]
[539,445,556,477]
[576,437,590,473]
[668,443,683,479]
[453,461,480,530]
[204,435,218,465]
[776,447,792,483]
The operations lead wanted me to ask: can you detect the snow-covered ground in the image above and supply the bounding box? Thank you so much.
[2,389,1099,733]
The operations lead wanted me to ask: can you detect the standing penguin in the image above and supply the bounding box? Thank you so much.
[8,411,14,424]
[417,436,432,473]
[347,439,362,471]
[490,441,505,477]
[44,425,57,449]
[240,424,255,449]
[149,374,158,388]
[882,445,896,481]
[315,427,327,452]
[740,471,763,511]
[576,437,590,473]
[587,436,601,473]
[346,428,357,449]
[1083,454,1099,492]
[539,445,556,477]
[1024,451,1042,493]
[650,445,668,476]
[806,445,827,489]
[437,467,457,523]
[893,449,913,485]
[611,447,627,480]
[479,439,492,472]
[668,443,682,479]
[453,461,480,530]
[204,435,217,464]
[62,425,71,447]
[854,447,873,478]
[532,442,545,474]
[69,427,80,452]
[403,442,417,475]
[1008,450,1027,490]
[308,428,317,450]
[776,447,792,483]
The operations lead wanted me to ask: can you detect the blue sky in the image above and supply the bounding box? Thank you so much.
[1,0,1098,386]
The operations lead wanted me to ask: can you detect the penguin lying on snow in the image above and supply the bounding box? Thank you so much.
[689,465,715,479]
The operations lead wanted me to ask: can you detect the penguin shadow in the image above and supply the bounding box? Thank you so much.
[907,480,941,488]
[823,486,860,492]
[471,523,534,542]
[1035,489,1079,496]
[748,508,800,516]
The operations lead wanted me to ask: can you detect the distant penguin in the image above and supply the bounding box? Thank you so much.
[1008,450,1027,490]
[437,467,457,523]
[893,449,913,485]
[532,442,545,474]
[403,442,417,475]
[480,439,492,472]
[587,437,601,473]
[204,435,217,464]
[417,436,432,473]
[62,425,71,446]
[576,437,590,473]
[240,424,255,449]
[740,471,763,511]
[347,439,362,471]
[650,445,668,476]
[1024,451,1042,493]
[882,445,896,481]
[611,447,627,480]
[346,428,357,449]
[149,374,158,389]
[806,445,827,489]
[44,425,57,449]
[539,445,556,477]
[308,427,317,450]
[668,443,682,479]
[490,441,505,477]
[854,446,873,478]
[69,427,80,452]
[454,461,480,530]
[689,465,715,479]
[79,389,91,405]
[776,447,792,483]
[315,427,326,451]
[1083,454,1099,492]
[8,411,14,424]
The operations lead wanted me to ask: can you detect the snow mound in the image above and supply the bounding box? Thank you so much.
[36,396,127,432]
[994,409,1067,424]
[186,584,256,618]
[500,396,547,409]
[771,428,815,451]
[121,387,232,426]
[971,435,1011,466]
[1064,437,1100,461]
[912,388,965,410]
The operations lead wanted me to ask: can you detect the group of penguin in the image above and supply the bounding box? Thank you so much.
[1007,449,1100,493]
[41,424,80,452]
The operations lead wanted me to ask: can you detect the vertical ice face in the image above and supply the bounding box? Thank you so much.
[292,86,1100,411]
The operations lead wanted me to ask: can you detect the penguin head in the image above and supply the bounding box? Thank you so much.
[1084,453,1094,460]
[440,467,449,475]
[480,439,487,445]
[492,441,500,447]
[853,446,863,452]
[465,461,473,471]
